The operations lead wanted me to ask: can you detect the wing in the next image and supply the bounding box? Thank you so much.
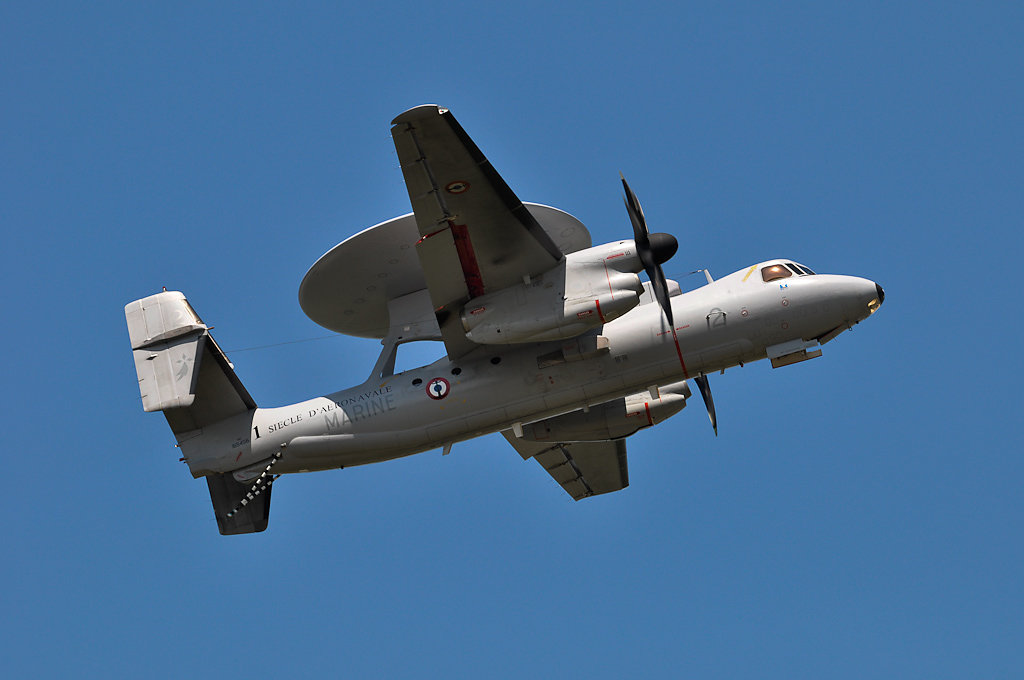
[391,105,567,359]
[502,431,629,500]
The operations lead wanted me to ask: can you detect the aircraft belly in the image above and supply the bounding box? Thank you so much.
[273,432,427,472]
[264,362,656,472]
[245,302,791,476]
[246,282,853,476]
[695,339,755,375]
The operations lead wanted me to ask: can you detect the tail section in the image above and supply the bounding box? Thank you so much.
[126,291,268,534]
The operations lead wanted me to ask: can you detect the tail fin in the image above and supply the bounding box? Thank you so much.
[206,473,272,535]
[126,291,269,535]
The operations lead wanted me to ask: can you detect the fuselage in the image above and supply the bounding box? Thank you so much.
[187,260,882,479]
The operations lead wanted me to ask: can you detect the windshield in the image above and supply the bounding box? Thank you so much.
[788,262,815,275]
[761,264,792,282]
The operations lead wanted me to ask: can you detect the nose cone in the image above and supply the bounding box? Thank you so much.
[805,274,884,329]
[829,276,885,321]
[648,232,678,265]
[866,280,885,316]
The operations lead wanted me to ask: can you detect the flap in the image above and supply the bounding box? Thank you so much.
[502,431,629,500]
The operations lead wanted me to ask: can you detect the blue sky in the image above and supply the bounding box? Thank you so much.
[3,2,1022,677]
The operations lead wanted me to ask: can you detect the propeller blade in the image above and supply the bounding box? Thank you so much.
[621,175,650,253]
[650,261,675,328]
[693,374,718,436]
[621,175,678,327]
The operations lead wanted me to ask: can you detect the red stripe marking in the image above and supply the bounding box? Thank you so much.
[644,401,653,426]
[449,221,485,298]
[416,227,447,245]
[604,262,614,298]
[671,328,689,379]
[595,298,607,323]
[656,324,690,337]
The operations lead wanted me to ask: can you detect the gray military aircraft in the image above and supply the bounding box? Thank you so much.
[126,105,885,534]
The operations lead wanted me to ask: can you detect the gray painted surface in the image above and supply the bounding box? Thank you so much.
[126,106,885,533]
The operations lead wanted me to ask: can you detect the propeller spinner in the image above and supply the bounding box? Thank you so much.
[621,175,718,436]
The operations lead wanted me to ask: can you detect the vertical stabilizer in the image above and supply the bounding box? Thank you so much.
[206,473,272,535]
[126,291,267,535]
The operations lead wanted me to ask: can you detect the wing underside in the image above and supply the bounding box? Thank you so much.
[502,431,629,500]
[391,105,568,359]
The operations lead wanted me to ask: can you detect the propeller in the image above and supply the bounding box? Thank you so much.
[621,175,678,327]
[621,175,718,436]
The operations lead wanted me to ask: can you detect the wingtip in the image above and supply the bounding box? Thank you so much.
[391,104,448,126]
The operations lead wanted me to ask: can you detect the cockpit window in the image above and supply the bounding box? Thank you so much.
[761,264,793,282]
[788,263,815,276]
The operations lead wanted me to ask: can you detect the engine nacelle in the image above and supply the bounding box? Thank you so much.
[461,266,642,345]
[520,381,692,442]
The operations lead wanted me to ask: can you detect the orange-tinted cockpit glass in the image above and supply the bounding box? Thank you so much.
[761,265,793,282]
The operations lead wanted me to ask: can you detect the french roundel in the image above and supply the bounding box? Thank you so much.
[426,377,450,400]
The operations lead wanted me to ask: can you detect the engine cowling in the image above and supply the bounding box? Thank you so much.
[461,269,642,345]
[520,381,692,442]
